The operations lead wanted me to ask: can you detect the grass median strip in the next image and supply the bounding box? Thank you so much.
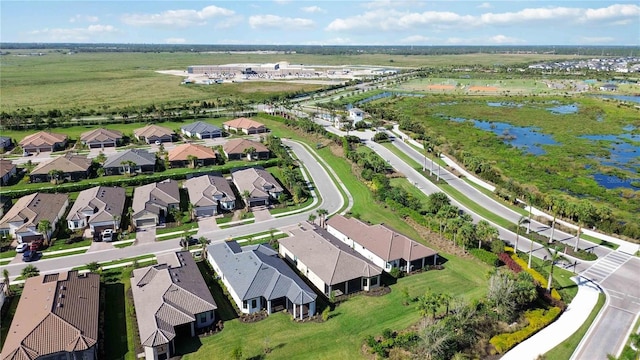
[41,248,88,259]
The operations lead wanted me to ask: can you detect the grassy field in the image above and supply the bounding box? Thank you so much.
[0,51,584,112]
[544,293,606,360]
[184,254,490,360]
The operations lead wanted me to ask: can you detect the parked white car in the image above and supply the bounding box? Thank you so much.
[16,242,29,253]
[102,229,114,242]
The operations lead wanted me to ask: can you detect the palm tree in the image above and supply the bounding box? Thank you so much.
[47,169,64,184]
[574,201,595,252]
[242,190,251,211]
[21,265,40,279]
[3,269,12,296]
[515,216,529,253]
[120,160,137,175]
[439,293,453,316]
[86,262,101,273]
[243,146,256,161]
[37,219,52,246]
[526,193,533,234]
[528,233,535,269]
[545,247,564,292]
[187,203,195,222]
[547,196,566,244]
[199,237,208,259]
[317,208,328,228]
[308,214,317,224]
[186,154,198,169]
[475,220,498,249]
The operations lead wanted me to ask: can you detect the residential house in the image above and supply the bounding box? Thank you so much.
[0,160,16,186]
[207,241,317,319]
[131,251,217,360]
[0,136,12,152]
[348,107,365,123]
[223,118,267,135]
[29,153,92,183]
[19,131,68,153]
[168,143,216,168]
[0,271,100,360]
[80,128,123,148]
[327,215,438,274]
[223,138,270,161]
[181,121,223,139]
[0,192,69,243]
[131,179,180,228]
[231,167,283,207]
[599,83,618,91]
[184,174,236,217]
[134,125,175,144]
[66,186,126,237]
[103,149,156,175]
[279,223,383,296]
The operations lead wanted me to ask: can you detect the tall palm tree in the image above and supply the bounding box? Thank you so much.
[187,203,195,222]
[528,234,535,269]
[526,193,533,235]
[308,214,317,224]
[545,247,564,292]
[21,265,40,279]
[317,208,328,228]
[547,196,566,244]
[242,190,251,211]
[37,219,52,246]
[3,269,12,296]
[186,154,198,169]
[515,216,529,253]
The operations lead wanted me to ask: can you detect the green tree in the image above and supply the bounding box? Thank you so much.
[307,213,317,224]
[199,237,209,259]
[515,215,529,253]
[3,269,12,296]
[574,200,596,252]
[426,192,450,215]
[317,208,329,228]
[86,262,101,273]
[417,290,441,319]
[47,169,64,184]
[95,151,107,165]
[37,219,52,246]
[545,247,564,293]
[242,190,251,211]
[475,220,498,249]
[186,154,198,169]
[21,265,40,279]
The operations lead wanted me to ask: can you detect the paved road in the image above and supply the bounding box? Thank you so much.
[4,139,345,280]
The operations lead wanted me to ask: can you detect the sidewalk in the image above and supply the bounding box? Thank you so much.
[501,276,602,360]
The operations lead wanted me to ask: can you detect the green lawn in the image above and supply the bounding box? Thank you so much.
[544,293,606,360]
[44,238,92,252]
[156,223,198,236]
[0,250,17,259]
[41,248,88,259]
[184,254,490,359]
[0,286,22,347]
[104,281,130,360]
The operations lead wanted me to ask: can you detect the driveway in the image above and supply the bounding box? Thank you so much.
[197,217,219,236]
[252,207,273,222]
[135,227,156,245]
[86,241,114,252]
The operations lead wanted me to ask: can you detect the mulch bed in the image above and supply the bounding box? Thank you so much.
[364,286,391,297]
[239,311,268,323]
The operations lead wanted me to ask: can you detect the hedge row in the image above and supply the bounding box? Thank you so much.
[469,248,500,267]
[1,159,282,198]
[510,252,562,301]
[490,307,562,354]
[498,252,522,273]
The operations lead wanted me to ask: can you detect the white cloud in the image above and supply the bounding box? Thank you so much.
[273,0,291,4]
[121,5,234,28]
[582,4,640,22]
[399,35,432,44]
[301,6,326,14]
[478,2,492,9]
[488,34,523,44]
[69,14,99,23]
[249,15,314,30]
[362,0,424,9]
[326,9,474,32]
[29,24,118,42]
[165,37,186,44]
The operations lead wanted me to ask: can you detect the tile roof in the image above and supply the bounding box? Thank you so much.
[132,179,180,217]
[181,121,221,134]
[280,224,382,286]
[222,138,269,156]
[207,241,316,305]
[1,271,100,360]
[18,131,67,148]
[231,167,283,198]
[80,128,123,143]
[0,159,16,178]
[168,143,216,162]
[327,215,437,262]
[0,193,68,234]
[223,118,265,130]
[103,149,156,168]
[30,154,92,175]
[133,124,175,138]
[66,186,126,223]
[184,174,235,207]
[131,251,216,347]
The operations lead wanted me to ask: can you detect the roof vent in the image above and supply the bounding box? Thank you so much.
[57,302,63,308]
[59,294,64,299]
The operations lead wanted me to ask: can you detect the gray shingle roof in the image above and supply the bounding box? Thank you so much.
[207,241,316,305]
[0,193,68,234]
[279,224,382,286]
[132,179,180,218]
[131,251,217,348]
[181,121,221,134]
[103,149,156,168]
[66,186,126,223]
[184,174,235,207]
[231,167,283,198]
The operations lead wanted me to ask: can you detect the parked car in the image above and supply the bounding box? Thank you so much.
[16,242,29,253]
[102,229,114,242]
[22,250,39,262]
[155,140,162,145]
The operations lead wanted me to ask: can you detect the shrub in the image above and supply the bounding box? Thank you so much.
[498,252,522,273]
[510,253,562,301]
[322,306,330,322]
[469,248,500,267]
[490,307,562,354]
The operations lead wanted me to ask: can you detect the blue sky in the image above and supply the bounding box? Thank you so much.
[2,1,639,45]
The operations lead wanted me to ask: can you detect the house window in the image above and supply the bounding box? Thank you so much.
[251,299,257,308]
[370,277,378,286]
[243,300,248,309]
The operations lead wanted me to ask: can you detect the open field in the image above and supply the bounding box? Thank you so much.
[0,52,584,112]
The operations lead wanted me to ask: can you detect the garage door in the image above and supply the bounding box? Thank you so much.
[196,208,215,217]
[250,199,267,207]
[136,218,156,227]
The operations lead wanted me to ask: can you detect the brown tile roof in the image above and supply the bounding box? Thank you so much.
[131,251,216,347]
[167,143,216,162]
[66,186,126,223]
[1,271,100,360]
[231,167,283,198]
[18,131,67,148]
[184,174,235,207]
[30,154,92,175]
[280,224,382,286]
[133,124,175,138]
[0,159,16,178]
[132,179,180,217]
[327,215,437,262]
[80,128,123,143]
[222,138,269,156]
[0,193,69,233]
[223,118,265,130]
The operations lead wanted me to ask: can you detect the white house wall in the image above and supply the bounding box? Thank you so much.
[207,253,248,314]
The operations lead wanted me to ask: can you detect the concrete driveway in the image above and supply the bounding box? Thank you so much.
[87,241,114,252]
[135,227,156,245]
[252,207,273,222]
[197,217,219,236]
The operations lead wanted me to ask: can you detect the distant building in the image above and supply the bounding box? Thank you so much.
[0,192,69,243]
[181,121,222,139]
[599,83,618,91]
[223,118,267,135]
[0,136,12,152]
[66,186,126,236]
[0,159,16,186]
[19,131,67,153]
[80,128,123,148]
[168,143,217,168]
[222,138,270,161]
[134,125,175,144]
[348,107,365,123]
[131,179,180,228]
[103,149,157,176]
